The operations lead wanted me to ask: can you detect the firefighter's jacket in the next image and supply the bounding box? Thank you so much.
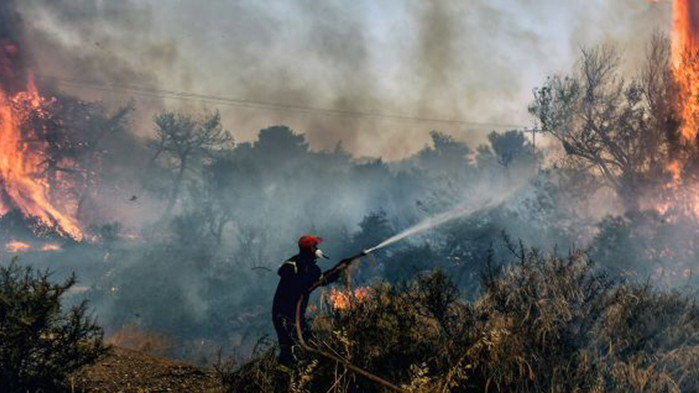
[272,252,344,321]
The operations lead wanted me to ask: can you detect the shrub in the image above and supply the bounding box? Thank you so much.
[215,337,284,393]
[220,248,699,393]
[0,260,107,393]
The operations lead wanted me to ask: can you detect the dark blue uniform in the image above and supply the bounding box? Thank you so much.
[272,250,345,365]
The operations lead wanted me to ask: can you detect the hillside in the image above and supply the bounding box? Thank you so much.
[71,347,223,393]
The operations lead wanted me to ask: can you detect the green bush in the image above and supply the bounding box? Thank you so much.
[220,248,699,393]
[0,260,107,393]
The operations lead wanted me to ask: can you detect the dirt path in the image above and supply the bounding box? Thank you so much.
[71,346,224,393]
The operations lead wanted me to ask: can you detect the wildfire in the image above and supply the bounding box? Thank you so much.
[5,240,30,253]
[41,243,62,252]
[327,286,369,311]
[671,0,699,143]
[0,73,83,240]
[652,0,699,218]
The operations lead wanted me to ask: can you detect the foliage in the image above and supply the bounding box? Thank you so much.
[86,40,697,363]
[0,260,107,393]
[591,210,699,287]
[529,36,697,211]
[219,248,699,393]
[150,110,233,214]
[487,129,536,169]
[416,131,471,176]
[530,44,659,205]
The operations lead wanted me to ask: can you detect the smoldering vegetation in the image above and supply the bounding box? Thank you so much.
[18,120,545,361]
[219,249,699,393]
[0,2,697,392]
[1,37,698,372]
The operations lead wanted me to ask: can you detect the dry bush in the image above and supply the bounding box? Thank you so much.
[215,337,285,393]
[220,248,699,393]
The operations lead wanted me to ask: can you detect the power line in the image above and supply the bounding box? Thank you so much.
[36,73,527,129]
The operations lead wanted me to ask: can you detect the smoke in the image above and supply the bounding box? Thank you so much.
[0,1,694,362]
[0,0,672,160]
[0,0,27,92]
[365,182,523,254]
[12,0,172,130]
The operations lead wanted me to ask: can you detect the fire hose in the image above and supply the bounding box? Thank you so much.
[294,252,408,393]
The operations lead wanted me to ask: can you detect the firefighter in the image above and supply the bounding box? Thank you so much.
[272,235,351,366]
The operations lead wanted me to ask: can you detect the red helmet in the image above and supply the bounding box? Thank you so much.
[298,235,322,251]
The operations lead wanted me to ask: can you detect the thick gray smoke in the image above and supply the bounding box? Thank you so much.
[7,0,673,159]
[0,0,27,92]
[1,0,694,364]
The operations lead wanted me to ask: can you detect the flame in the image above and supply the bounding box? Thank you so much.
[653,0,699,218]
[41,243,61,251]
[671,0,699,68]
[328,286,369,311]
[672,0,699,143]
[0,73,83,240]
[667,159,684,184]
[6,240,30,253]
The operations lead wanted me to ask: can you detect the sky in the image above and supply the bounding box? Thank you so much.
[15,0,673,159]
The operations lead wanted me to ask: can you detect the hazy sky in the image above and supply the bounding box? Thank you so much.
[17,0,672,159]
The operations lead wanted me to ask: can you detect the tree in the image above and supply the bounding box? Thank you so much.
[417,131,471,175]
[9,90,134,230]
[0,261,107,393]
[352,211,394,270]
[246,125,309,172]
[487,130,535,169]
[150,111,233,215]
[254,125,308,155]
[528,40,678,210]
[61,101,134,221]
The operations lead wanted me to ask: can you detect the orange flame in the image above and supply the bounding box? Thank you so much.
[671,0,699,66]
[5,240,30,253]
[0,74,83,240]
[41,243,62,252]
[672,0,699,143]
[654,0,699,218]
[328,286,369,311]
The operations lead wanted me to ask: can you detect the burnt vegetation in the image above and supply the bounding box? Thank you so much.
[218,248,699,393]
[206,35,698,392]
[0,30,697,392]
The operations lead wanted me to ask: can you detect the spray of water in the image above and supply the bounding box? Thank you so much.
[363,184,522,254]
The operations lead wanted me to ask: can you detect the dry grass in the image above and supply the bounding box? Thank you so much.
[108,325,173,356]
[219,248,699,393]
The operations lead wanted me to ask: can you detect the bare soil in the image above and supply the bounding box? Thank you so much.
[70,346,224,393]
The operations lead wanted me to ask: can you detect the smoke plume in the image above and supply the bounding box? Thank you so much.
[0,0,672,159]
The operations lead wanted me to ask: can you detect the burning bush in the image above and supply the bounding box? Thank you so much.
[219,248,699,393]
[0,260,107,393]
